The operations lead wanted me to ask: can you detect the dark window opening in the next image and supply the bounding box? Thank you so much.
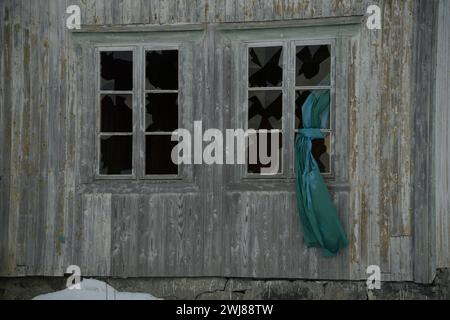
[145,135,178,175]
[145,50,178,90]
[145,49,180,176]
[247,45,283,175]
[145,93,178,132]
[100,51,133,91]
[100,135,133,175]
[98,50,134,176]
[100,94,133,132]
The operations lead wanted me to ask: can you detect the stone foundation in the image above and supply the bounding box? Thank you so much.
[1,269,449,300]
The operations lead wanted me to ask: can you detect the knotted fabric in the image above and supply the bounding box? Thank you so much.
[295,89,348,257]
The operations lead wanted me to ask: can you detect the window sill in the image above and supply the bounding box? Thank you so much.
[77,179,199,194]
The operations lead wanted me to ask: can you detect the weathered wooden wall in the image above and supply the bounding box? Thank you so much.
[0,0,441,283]
[435,0,450,269]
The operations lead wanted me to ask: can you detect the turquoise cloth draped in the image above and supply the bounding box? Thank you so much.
[295,89,348,257]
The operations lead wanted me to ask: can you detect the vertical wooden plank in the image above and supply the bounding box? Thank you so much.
[55,0,71,275]
[81,194,111,276]
[411,0,438,284]
[111,194,138,276]
[140,0,150,24]
[234,0,245,22]
[212,0,224,22]
[94,0,106,25]
[113,0,124,25]
[23,0,41,275]
[33,0,50,276]
[159,0,175,24]
[223,0,236,22]
[17,0,33,273]
[8,0,25,275]
[0,0,12,275]
[378,0,397,273]
[148,194,166,276]
[149,0,160,24]
[389,237,413,281]
[84,0,96,25]
[0,0,3,272]
[435,0,450,268]
[391,0,414,238]
[130,0,142,24]
[136,194,150,276]
[348,31,362,280]
[121,0,133,24]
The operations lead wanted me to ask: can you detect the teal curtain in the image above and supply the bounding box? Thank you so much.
[295,89,348,257]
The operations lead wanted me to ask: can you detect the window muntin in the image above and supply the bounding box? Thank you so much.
[246,45,284,175]
[96,47,181,178]
[294,44,332,175]
[244,41,334,178]
[144,49,180,177]
[98,49,134,176]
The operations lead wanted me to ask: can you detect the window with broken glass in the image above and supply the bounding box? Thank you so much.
[97,46,180,178]
[245,40,334,177]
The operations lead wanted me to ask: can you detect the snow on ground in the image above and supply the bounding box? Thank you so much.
[33,278,162,300]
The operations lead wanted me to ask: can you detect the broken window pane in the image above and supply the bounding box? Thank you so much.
[145,93,178,132]
[248,90,283,130]
[100,135,133,175]
[247,132,282,174]
[100,51,133,91]
[146,50,178,90]
[296,45,331,86]
[145,135,178,175]
[295,90,330,130]
[100,94,133,133]
[248,46,283,87]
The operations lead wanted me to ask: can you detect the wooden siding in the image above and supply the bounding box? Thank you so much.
[435,0,450,269]
[0,0,440,283]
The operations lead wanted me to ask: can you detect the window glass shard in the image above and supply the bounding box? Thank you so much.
[248,46,283,87]
[296,45,330,86]
[100,51,133,91]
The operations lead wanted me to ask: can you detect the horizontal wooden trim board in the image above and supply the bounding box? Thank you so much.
[71,16,364,33]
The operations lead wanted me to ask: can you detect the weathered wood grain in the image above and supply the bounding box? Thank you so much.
[411,0,438,284]
[0,0,440,283]
[435,0,450,269]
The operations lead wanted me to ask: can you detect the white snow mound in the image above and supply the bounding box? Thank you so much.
[33,278,162,300]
